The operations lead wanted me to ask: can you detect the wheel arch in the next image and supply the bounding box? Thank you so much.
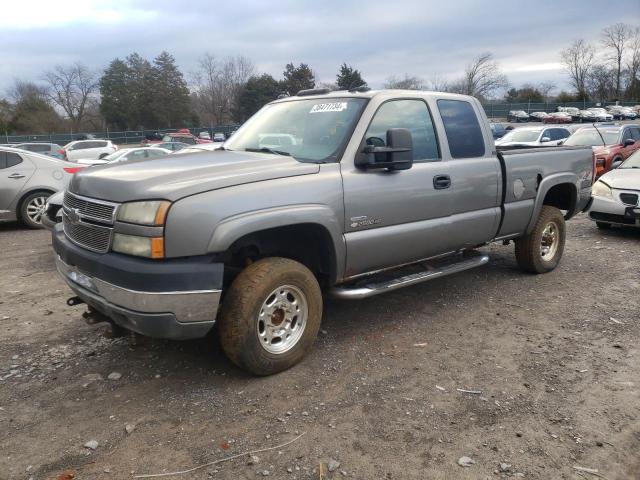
[15,188,56,222]
[526,174,578,234]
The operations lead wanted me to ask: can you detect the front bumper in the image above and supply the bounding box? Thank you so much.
[588,195,640,227]
[53,226,223,339]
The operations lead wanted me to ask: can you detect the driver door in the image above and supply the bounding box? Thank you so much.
[341,99,453,277]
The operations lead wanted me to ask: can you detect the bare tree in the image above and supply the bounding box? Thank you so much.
[426,73,450,92]
[601,23,635,98]
[384,74,424,90]
[44,63,98,130]
[560,39,595,99]
[626,27,640,100]
[587,64,616,103]
[193,54,254,125]
[537,81,557,101]
[450,53,508,99]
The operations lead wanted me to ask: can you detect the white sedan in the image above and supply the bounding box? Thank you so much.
[495,126,571,147]
[78,147,170,165]
[588,150,640,229]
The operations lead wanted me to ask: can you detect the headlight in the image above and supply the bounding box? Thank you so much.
[113,233,164,259]
[591,181,612,199]
[117,200,171,225]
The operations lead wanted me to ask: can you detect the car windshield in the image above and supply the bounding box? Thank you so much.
[620,150,640,168]
[564,129,620,146]
[500,129,541,142]
[225,98,368,162]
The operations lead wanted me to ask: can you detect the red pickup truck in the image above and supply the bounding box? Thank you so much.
[143,129,212,145]
[563,124,640,176]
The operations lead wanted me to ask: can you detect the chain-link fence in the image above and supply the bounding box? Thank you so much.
[1,125,240,146]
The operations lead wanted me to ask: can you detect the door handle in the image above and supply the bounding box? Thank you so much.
[433,174,451,190]
[8,173,26,179]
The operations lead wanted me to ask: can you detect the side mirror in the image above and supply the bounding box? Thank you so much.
[623,138,635,147]
[540,137,551,143]
[356,128,413,171]
[611,160,623,169]
[557,140,565,146]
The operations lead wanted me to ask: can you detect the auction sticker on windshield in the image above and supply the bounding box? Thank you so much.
[310,102,348,113]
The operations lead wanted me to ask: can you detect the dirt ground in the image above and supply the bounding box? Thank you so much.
[0,215,638,480]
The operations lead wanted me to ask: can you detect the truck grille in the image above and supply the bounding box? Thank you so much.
[619,193,639,206]
[62,212,113,253]
[63,191,117,224]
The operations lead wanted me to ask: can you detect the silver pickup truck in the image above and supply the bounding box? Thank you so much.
[51,89,594,375]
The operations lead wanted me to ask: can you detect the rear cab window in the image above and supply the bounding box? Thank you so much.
[437,99,485,158]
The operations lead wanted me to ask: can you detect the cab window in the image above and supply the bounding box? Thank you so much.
[437,100,485,158]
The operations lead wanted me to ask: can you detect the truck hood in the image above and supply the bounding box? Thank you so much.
[69,150,320,202]
[600,168,640,190]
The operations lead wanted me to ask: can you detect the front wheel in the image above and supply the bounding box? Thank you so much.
[19,191,51,229]
[515,206,566,274]
[218,257,322,375]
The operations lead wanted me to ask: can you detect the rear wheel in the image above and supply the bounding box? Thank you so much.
[218,257,322,375]
[19,191,52,229]
[515,206,566,274]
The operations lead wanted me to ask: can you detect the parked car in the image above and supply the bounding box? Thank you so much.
[0,147,84,228]
[528,112,548,122]
[563,124,640,177]
[51,89,594,375]
[41,190,64,231]
[587,108,613,122]
[171,143,223,154]
[144,128,212,145]
[578,110,598,122]
[607,106,637,120]
[507,110,529,122]
[199,131,211,140]
[79,147,171,166]
[64,140,117,161]
[213,132,226,142]
[588,149,640,229]
[495,126,570,147]
[543,112,572,124]
[490,123,508,139]
[150,141,188,152]
[557,107,581,121]
[14,143,66,160]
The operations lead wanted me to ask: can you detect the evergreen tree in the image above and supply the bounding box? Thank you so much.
[336,63,366,90]
[125,53,157,128]
[235,74,282,121]
[152,51,192,128]
[282,63,315,95]
[99,58,132,130]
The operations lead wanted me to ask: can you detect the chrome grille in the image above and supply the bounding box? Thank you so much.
[62,212,113,253]
[63,191,116,224]
[620,193,639,206]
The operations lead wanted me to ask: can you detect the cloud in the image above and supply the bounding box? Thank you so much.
[1,0,638,95]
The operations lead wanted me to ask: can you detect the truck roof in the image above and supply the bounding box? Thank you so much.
[270,89,473,104]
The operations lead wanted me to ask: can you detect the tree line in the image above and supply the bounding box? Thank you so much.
[1,21,638,135]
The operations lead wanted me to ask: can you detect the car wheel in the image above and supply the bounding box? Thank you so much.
[515,206,566,274]
[596,222,612,230]
[218,257,323,375]
[19,191,52,229]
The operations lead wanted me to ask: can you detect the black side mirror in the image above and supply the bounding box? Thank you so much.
[623,138,635,147]
[357,128,413,171]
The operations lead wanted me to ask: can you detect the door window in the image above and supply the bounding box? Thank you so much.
[364,99,439,162]
[0,152,23,168]
[437,100,485,158]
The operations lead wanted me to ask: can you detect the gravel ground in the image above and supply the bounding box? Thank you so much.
[0,215,638,480]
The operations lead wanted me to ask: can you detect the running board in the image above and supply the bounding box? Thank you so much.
[330,251,489,299]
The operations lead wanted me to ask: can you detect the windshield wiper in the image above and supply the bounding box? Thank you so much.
[245,147,291,156]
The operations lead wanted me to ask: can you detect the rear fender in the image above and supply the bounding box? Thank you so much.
[526,173,578,234]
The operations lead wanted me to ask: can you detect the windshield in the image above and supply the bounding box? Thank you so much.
[564,129,620,146]
[225,98,368,162]
[102,150,128,161]
[499,129,541,142]
[620,150,640,168]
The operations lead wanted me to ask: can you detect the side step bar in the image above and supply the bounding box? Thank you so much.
[330,251,489,299]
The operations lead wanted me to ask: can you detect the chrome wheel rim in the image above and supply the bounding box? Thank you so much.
[540,221,559,259]
[257,285,308,354]
[26,196,48,224]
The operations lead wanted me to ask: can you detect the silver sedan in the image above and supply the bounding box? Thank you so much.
[0,147,83,228]
[588,150,640,229]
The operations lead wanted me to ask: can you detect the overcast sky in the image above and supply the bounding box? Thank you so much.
[2,0,639,96]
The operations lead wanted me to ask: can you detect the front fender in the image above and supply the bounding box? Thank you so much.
[209,203,344,253]
[526,173,578,234]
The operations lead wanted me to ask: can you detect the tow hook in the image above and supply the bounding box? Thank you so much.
[66,296,85,306]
